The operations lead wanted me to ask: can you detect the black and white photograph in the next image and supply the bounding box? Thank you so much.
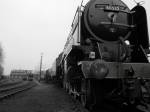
[0,0,150,112]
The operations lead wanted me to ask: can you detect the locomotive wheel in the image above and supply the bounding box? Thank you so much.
[63,66,73,92]
[81,78,94,109]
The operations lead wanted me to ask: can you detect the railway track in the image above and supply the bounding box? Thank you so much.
[0,80,37,100]
[0,80,23,88]
[0,79,9,84]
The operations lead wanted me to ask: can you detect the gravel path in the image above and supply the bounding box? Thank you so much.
[0,82,88,112]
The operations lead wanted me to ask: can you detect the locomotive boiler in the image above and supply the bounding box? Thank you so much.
[58,0,150,111]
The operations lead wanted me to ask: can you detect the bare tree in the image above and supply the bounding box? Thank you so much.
[0,43,4,77]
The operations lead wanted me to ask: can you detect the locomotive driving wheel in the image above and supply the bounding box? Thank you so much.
[81,78,94,109]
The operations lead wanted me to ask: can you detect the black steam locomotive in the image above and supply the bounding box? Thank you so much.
[49,0,150,111]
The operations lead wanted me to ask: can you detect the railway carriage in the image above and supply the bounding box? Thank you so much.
[45,53,63,84]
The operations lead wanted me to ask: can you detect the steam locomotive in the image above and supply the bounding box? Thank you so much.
[49,0,150,111]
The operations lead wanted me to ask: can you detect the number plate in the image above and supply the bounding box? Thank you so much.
[105,6,120,11]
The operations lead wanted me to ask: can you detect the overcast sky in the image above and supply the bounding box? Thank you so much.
[0,0,149,75]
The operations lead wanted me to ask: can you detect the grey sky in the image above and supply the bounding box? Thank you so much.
[0,0,149,75]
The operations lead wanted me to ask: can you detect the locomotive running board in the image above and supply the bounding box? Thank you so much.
[79,61,150,79]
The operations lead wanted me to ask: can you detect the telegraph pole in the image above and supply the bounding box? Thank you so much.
[39,53,43,82]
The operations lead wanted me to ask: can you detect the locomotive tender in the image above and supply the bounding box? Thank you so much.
[53,0,150,110]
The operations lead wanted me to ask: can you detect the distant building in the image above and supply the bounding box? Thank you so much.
[10,69,46,80]
[10,69,32,79]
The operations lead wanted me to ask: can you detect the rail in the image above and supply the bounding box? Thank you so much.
[0,81,37,100]
[0,80,23,88]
